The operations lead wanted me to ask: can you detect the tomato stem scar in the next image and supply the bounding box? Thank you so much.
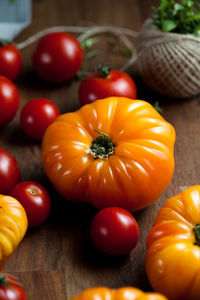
[97,64,111,78]
[30,189,37,195]
[0,39,9,46]
[0,274,9,286]
[87,130,114,159]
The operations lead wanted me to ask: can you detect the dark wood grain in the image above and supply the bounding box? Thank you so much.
[1,0,200,299]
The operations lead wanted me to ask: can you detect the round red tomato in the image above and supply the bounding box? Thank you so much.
[0,148,21,194]
[20,98,60,140]
[0,40,22,80]
[0,271,27,300]
[0,76,20,126]
[9,181,51,227]
[90,207,139,256]
[79,64,137,105]
[32,32,83,83]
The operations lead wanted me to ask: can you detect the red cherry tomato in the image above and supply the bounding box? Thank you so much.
[32,32,83,83]
[0,148,21,194]
[20,98,60,140]
[0,76,20,126]
[0,271,27,300]
[9,181,51,227]
[79,64,137,106]
[90,207,139,256]
[0,40,22,80]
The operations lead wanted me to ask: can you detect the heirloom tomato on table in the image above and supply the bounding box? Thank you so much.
[41,97,175,212]
[0,271,27,300]
[146,186,200,300]
[0,195,27,268]
[71,287,168,300]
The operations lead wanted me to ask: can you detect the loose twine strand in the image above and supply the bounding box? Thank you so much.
[17,25,139,74]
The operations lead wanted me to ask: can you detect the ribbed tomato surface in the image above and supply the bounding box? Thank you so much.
[41,97,175,212]
[71,287,168,300]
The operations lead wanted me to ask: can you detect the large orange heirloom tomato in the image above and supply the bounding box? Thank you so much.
[146,186,200,300]
[0,195,28,267]
[41,97,175,212]
[71,287,168,300]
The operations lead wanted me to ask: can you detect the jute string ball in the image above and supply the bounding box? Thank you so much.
[136,19,200,98]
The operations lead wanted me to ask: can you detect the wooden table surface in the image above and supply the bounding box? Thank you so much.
[1,0,200,299]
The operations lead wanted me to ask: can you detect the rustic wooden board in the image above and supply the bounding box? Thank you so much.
[1,0,200,299]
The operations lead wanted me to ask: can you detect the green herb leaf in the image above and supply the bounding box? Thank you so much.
[76,71,85,81]
[153,101,163,113]
[194,25,200,37]
[174,3,183,11]
[162,20,177,32]
[81,38,99,49]
[185,0,193,7]
[87,50,100,59]
[108,38,115,46]
[121,48,132,57]
[80,64,85,71]
[153,0,200,34]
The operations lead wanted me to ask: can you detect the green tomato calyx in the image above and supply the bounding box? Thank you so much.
[87,130,114,159]
[97,64,111,78]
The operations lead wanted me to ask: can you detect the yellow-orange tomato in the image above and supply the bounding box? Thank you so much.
[0,195,28,267]
[41,97,175,212]
[146,186,200,300]
[71,287,168,300]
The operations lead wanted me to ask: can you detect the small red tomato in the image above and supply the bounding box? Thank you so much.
[0,40,22,80]
[9,181,51,227]
[33,32,83,83]
[90,207,139,256]
[20,98,60,140]
[0,271,27,300]
[79,64,137,106]
[0,148,21,194]
[0,76,20,126]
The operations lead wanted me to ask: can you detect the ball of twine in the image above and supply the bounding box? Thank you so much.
[136,19,200,98]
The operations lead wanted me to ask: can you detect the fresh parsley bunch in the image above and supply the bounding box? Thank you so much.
[153,0,200,34]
